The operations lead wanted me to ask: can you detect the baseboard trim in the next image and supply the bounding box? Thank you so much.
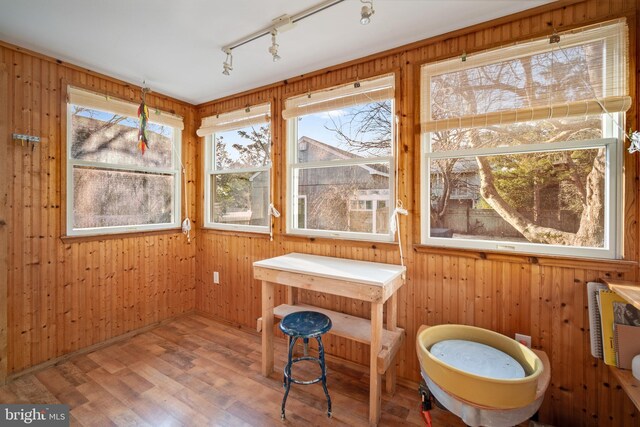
[6,311,194,383]
[193,310,263,335]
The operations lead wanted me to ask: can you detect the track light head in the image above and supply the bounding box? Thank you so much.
[222,48,233,76]
[268,46,281,62]
[360,0,374,25]
[269,31,281,62]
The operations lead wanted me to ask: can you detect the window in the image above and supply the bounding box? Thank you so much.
[284,75,395,241]
[200,104,271,232]
[66,87,183,236]
[420,21,629,258]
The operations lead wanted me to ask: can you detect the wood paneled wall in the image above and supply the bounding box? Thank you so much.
[195,1,640,425]
[0,44,198,376]
[2,1,639,425]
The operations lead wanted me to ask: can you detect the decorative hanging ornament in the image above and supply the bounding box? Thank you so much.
[628,129,640,154]
[138,86,151,155]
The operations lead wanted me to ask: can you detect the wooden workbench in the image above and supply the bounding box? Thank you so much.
[254,253,406,426]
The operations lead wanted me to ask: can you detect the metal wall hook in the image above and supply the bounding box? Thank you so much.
[12,133,40,148]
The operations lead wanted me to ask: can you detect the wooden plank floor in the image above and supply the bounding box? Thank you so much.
[0,313,473,426]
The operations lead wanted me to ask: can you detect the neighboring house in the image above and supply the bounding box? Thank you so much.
[213,136,390,233]
[296,136,390,234]
[430,158,480,207]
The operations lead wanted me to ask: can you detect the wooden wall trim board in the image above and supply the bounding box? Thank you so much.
[198,228,272,240]
[59,228,184,244]
[413,244,638,272]
[0,62,9,385]
[59,80,68,238]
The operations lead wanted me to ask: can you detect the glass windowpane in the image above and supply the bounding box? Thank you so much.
[296,100,393,162]
[294,164,390,235]
[73,167,174,229]
[214,124,271,170]
[429,148,605,248]
[70,106,174,169]
[211,172,269,226]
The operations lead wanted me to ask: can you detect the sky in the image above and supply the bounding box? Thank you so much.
[73,106,173,137]
[215,104,388,165]
[298,109,350,148]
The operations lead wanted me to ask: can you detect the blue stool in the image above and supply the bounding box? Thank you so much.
[279,310,332,420]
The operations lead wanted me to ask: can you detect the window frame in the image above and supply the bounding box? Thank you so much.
[285,88,396,242]
[295,195,307,229]
[419,25,626,259]
[203,115,272,234]
[65,102,182,237]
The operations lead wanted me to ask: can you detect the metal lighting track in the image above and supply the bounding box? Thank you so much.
[222,0,346,53]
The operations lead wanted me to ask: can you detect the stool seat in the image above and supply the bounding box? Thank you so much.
[279,310,332,338]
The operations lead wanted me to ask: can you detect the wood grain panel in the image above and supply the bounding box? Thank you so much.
[0,61,9,384]
[194,1,640,426]
[0,44,198,375]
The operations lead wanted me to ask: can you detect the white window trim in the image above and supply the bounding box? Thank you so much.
[420,22,626,259]
[203,134,271,234]
[66,104,182,236]
[286,116,396,243]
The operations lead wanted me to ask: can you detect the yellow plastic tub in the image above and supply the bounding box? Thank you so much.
[416,324,544,409]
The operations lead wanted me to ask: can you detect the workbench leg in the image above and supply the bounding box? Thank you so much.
[286,286,297,305]
[385,293,398,395]
[370,302,383,426]
[285,287,297,349]
[262,281,274,376]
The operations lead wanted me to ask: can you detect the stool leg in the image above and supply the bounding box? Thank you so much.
[281,336,297,420]
[317,336,332,417]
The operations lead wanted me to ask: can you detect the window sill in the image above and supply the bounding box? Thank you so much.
[412,244,637,272]
[200,227,271,239]
[283,233,399,250]
[60,228,183,244]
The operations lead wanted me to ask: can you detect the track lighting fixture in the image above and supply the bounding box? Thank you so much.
[360,0,374,25]
[219,0,378,75]
[222,48,233,76]
[269,30,281,62]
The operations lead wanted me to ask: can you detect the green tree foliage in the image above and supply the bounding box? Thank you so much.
[490,149,597,218]
[212,125,270,221]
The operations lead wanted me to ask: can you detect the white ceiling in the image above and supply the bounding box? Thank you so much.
[0,0,554,105]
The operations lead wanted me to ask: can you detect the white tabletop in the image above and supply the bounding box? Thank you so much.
[253,253,406,287]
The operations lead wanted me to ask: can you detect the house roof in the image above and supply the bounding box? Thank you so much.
[298,136,389,177]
